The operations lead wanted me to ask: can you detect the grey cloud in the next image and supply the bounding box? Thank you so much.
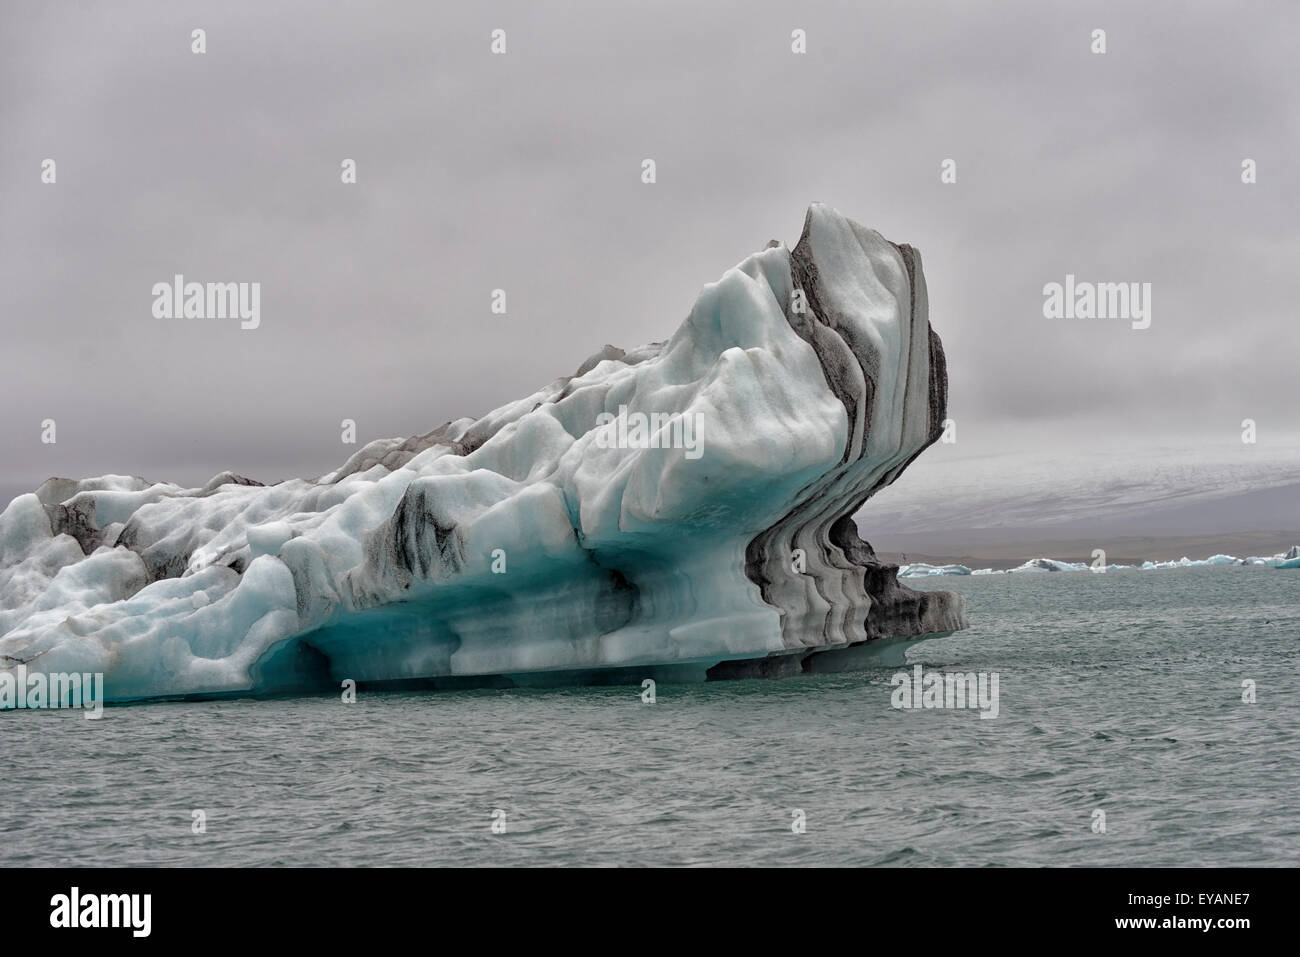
[1,0,1295,508]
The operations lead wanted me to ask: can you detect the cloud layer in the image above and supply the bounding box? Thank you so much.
[2,1,1295,525]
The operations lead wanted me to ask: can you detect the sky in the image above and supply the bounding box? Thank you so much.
[2,0,1296,533]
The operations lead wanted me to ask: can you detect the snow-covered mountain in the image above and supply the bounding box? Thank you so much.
[864,440,1300,537]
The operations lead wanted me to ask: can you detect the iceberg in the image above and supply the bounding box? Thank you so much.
[1141,553,1288,570]
[1007,558,1088,573]
[890,547,1300,577]
[1273,545,1300,569]
[0,204,967,703]
[899,562,972,578]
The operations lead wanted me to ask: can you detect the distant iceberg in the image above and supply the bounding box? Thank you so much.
[898,562,972,578]
[1007,558,1087,573]
[1273,545,1300,569]
[1141,554,1237,569]
[895,546,1300,577]
[1,205,968,704]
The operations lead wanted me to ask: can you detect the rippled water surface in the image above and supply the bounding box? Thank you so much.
[3,565,1297,866]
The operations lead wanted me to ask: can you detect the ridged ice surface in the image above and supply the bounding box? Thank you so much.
[0,205,965,702]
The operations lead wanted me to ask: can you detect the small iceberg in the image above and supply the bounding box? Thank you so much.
[899,562,972,578]
[890,546,1300,577]
[1275,545,1300,569]
[1007,558,1088,573]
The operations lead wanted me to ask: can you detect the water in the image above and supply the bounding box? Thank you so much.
[3,565,1297,866]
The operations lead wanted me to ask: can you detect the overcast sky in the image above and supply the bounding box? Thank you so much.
[2,0,1296,523]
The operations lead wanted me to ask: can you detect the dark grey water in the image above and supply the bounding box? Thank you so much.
[3,565,1297,866]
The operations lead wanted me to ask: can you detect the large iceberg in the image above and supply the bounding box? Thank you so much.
[0,205,966,703]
